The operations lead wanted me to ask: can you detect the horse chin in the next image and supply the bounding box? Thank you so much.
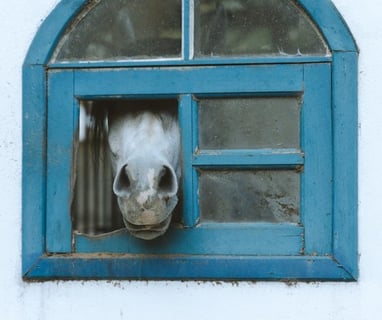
[118,195,178,240]
[123,215,172,240]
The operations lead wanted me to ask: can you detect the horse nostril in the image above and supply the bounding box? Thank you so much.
[113,164,132,197]
[121,166,131,188]
[158,165,176,194]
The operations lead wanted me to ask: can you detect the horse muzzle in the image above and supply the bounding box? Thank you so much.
[123,214,172,240]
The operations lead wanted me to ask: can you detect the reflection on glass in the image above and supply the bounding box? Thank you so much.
[198,97,300,149]
[194,0,328,57]
[53,0,182,62]
[199,170,300,223]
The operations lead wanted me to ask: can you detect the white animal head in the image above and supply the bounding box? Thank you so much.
[108,109,180,240]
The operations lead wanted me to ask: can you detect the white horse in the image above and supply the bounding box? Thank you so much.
[107,105,181,240]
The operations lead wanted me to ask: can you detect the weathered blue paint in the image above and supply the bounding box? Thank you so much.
[301,64,333,255]
[73,65,304,96]
[178,95,196,227]
[22,65,46,274]
[25,255,354,281]
[23,0,358,280]
[193,150,304,167]
[332,52,358,278]
[24,0,357,65]
[183,0,191,60]
[48,56,332,69]
[24,0,86,65]
[46,71,75,253]
[190,98,200,226]
[75,224,303,255]
[299,0,358,53]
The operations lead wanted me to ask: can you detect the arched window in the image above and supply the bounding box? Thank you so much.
[23,0,358,280]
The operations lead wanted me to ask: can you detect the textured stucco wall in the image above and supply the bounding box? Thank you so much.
[0,1,381,319]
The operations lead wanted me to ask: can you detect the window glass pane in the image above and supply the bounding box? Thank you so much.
[198,97,300,149]
[53,0,182,62]
[194,0,328,57]
[199,170,300,223]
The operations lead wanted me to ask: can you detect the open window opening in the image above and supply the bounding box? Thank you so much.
[72,99,181,236]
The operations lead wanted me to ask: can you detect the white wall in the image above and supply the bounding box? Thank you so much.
[0,1,381,319]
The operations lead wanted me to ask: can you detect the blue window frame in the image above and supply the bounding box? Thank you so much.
[23,0,358,280]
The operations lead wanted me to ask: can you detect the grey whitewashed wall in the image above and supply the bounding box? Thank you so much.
[0,0,381,319]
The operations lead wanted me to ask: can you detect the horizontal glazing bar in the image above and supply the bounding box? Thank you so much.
[193,149,304,167]
[73,65,304,96]
[48,55,331,69]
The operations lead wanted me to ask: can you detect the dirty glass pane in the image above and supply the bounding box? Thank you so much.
[198,97,300,149]
[199,170,300,223]
[194,0,328,57]
[53,0,181,62]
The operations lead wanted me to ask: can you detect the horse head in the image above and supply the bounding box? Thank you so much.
[108,109,180,240]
